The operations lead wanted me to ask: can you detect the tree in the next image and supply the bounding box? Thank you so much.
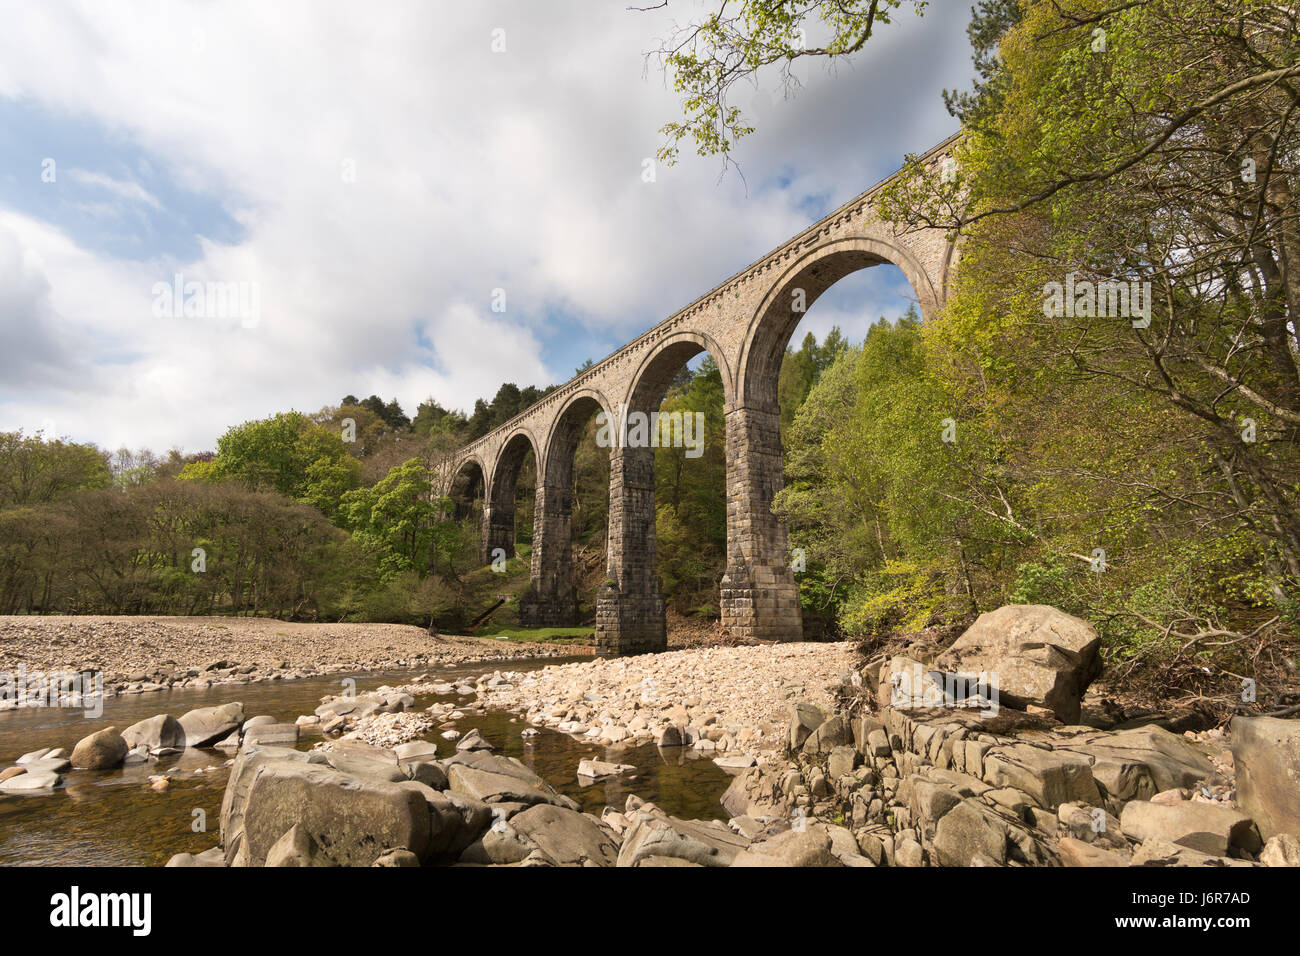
[0,431,111,506]
[184,412,361,519]
[881,0,1300,611]
[643,0,929,166]
[338,457,447,579]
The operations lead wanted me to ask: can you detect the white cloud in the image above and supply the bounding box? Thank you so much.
[0,0,974,451]
[66,169,162,209]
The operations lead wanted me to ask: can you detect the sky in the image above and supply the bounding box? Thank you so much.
[0,0,978,453]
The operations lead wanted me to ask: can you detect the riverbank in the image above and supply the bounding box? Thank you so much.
[472,641,858,755]
[0,616,580,702]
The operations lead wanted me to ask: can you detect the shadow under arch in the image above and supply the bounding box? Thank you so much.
[447,455,487,519]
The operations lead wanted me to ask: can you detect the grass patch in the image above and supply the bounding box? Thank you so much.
[473,624,595,644]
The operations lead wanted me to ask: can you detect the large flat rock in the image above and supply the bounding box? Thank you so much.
[1231,716,1300,842]
[934,605,1101,722]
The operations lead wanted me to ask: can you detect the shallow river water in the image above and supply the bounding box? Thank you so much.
[0,656,732,866]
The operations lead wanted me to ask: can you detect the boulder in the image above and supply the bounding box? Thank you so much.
[802,715,851,755]
[1231,715,1300,842]
[372,848,420,867]
[618,808,750,867]
[1131,839,1259,868]
[219,745,315,864]
[720,767,757,818]
[732,827,842,867]
[1260,833,1300,867]
[121,715,186,752]
[1062,725,1214,809]
[309,751,406,783]
[179,702,245,747]
[879,655,976,712]
[788,703,824,751]
[20,756,71,775]
[164,848,225,867]
[576,759,636,782]
[1119,800,1260,857]
[242,723,299,749]
[403,760,449,790]
[70,726,129,770]
[394,741,438,763]
[314,695,380,720]
[410,786,493,858]
[658,725,686,747]
[933,605,1101,722]
[226,759,431,866]
[1059,837,1129,867]
[265,823,325,867]
[931,799,1012,866]
[981,743,1100,809]
[445,752,576,809]
[0,769,61,791]
[827,745,859,780]
[455,729,496,752]
[508,804,619,866]
[458,820,534,864]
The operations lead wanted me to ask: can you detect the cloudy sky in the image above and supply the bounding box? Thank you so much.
[0,0,977,453]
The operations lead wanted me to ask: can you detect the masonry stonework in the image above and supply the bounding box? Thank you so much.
[436,135,960,654]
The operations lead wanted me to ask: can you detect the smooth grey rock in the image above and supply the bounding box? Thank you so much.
[122,715,187,751]
[179,702,245,747]
[70,726,128,770]
[1120,800,1261,856]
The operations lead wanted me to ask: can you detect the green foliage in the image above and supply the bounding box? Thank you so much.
[0,431,111,506]
[649,0,927,165]
[654,357,727,612]
[193,412,362,517]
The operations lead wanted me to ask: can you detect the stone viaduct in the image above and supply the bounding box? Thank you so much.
[436,133,960,655]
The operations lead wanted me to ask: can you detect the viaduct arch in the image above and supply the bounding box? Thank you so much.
[435,133,960,654]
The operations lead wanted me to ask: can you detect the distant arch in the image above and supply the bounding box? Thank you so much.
[542,387,613,486]
[447,455,487,520]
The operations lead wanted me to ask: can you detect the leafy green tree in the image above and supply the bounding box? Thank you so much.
[645,0,928,165]
[338,457,459,580]
[184,412,361,518]
[0,431,111,506]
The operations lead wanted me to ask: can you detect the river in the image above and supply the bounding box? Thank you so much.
[0,655,732,866]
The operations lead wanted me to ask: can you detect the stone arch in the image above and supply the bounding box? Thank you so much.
[738,235,942,407]
[541,387,612,486]
[624,329,734,417]
[447,455,487,517]
[522,387,613,628]
[485,428,540,561]
[593,329,734,655]
[719,234,944,643]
